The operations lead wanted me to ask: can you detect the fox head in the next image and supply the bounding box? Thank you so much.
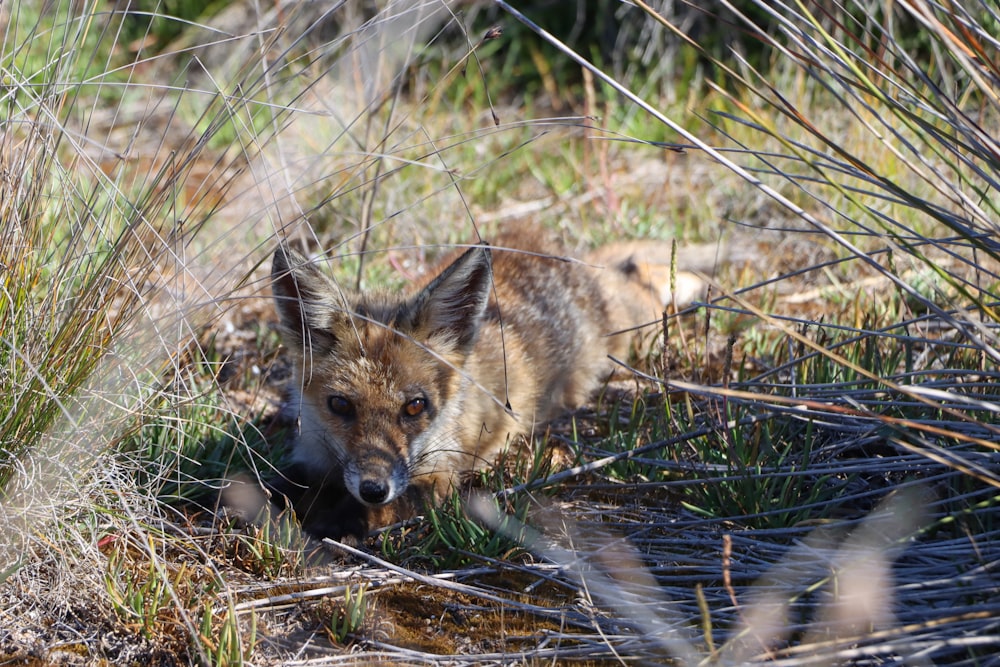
[271,243,493,508]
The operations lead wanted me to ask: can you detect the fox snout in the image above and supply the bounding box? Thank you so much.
[344,451,410,506]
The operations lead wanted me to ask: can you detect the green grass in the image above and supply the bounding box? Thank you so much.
[2,0,1000,664]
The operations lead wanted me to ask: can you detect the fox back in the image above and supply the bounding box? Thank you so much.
[270,229,699,539]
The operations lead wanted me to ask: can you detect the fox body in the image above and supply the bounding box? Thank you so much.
[270,229,702,539]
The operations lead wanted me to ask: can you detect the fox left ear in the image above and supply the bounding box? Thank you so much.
[410,245,492,350]
[271,243,340,351]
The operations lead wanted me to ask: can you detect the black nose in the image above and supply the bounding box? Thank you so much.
[359,479,390,505]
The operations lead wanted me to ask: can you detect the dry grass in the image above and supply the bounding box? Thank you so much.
[1,0,999,665]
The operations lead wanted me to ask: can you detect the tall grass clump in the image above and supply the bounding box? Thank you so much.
[0,1,293,661]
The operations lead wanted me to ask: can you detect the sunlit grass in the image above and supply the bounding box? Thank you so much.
[2,0,1000,664]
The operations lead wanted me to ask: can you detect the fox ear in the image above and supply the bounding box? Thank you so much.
[410,245,492,350]
[271,243,339,350]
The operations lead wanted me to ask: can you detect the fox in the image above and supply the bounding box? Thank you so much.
[266,227,718,540]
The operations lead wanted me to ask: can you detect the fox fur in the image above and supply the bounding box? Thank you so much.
[268,228,716,540]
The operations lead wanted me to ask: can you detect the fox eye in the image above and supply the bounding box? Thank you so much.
[402,397,427,418]
[327,395,355,418]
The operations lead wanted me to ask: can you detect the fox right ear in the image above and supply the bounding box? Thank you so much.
[271,243,339,350]
[410,245,492,350]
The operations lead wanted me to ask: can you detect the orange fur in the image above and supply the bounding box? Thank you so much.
[269,228,713,539]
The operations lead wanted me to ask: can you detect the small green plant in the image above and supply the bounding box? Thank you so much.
[224,508,307,579]
[104,542,171,639]
[388,491,528,569]
[328,584,368,644]
[103,535,213,643]
[199,603,256,667]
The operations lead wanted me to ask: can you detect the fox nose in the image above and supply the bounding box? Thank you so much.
[359,479,390,505]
